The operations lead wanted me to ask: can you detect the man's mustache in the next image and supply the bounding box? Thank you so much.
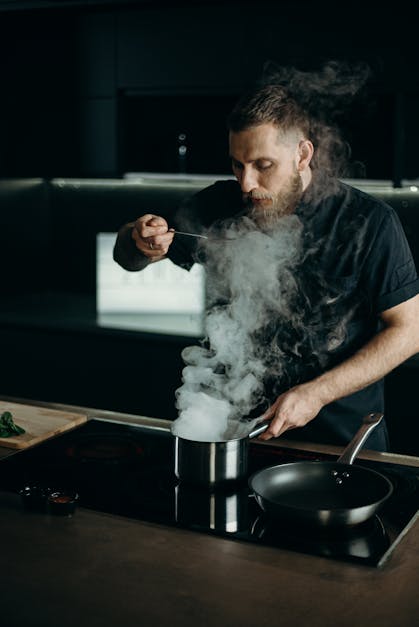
[243,193,274,204]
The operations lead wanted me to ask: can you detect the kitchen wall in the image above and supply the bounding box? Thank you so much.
[0,1,418,453]
[0,1,418,181]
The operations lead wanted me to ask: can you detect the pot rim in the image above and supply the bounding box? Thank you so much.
[174,432,249,445]
[172,419,269,444]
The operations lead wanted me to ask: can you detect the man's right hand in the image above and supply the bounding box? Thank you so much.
[131,214,175,259]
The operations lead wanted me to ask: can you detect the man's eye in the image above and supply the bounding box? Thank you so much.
[232,160,243,170]
[257,163,273,171]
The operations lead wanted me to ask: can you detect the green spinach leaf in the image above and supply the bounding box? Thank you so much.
[0,411,26,438]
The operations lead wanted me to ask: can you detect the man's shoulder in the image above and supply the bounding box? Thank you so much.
[306,180,398,244]
[338,181,395,219]
[316,181,398,237]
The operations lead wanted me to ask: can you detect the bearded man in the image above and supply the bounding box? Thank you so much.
[113,83,419,451]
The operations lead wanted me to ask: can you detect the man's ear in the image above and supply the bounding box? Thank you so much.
[297,140,314,171]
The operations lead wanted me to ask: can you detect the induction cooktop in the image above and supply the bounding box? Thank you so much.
[0,419,418,568]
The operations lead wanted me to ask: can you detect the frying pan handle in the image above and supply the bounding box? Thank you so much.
[337,412,384,465]
[248,419,270,439]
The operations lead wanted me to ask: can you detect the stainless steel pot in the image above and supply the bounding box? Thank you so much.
[174,421,269,486]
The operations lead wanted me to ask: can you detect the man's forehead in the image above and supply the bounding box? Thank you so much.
[229,124,301,157]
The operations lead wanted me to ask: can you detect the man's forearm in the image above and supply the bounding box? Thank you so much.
[113,223,151,271]
[307,324,419,407]
[258,296,419,440]
[259,317,419,440]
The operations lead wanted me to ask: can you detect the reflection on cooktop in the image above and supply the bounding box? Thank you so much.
[0,419,418,568]
[251,513,390,563]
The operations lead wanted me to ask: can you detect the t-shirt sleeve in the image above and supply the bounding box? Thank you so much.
[166,183,221,270]
[167,179,242,270]
[362,207,419,313]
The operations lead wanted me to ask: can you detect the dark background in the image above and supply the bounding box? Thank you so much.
[0,0,418,453]
[0,0,418,183]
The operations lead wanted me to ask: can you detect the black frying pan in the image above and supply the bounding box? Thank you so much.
[249,413,393,528]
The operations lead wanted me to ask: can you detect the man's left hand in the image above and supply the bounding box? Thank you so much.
[258,383,323,440]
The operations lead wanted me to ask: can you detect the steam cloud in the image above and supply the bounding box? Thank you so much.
[259,59,372,191]
[171,61,369,442]
[171,214,354,442]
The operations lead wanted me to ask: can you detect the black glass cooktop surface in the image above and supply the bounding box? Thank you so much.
[0,419,418,568]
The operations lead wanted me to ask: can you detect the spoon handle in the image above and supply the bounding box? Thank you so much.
[174,230,209,240]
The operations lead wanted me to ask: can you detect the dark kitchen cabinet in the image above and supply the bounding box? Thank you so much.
[0,300,417,456]
[0,312,189,422]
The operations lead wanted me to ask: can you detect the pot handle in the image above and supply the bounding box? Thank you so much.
[337,412,384,465]
[248,419,271,439]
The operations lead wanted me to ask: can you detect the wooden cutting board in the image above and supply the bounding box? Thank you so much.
[0,400,87,449]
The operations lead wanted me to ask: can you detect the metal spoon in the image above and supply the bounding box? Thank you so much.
[174,230,209,240]
[174,230,236,242]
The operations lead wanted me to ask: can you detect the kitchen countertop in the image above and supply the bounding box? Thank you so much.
[0,397,418,627]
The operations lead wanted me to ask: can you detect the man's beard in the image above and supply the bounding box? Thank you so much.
[244,170,303,229]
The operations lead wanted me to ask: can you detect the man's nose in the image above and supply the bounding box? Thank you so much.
[239,167,258,193]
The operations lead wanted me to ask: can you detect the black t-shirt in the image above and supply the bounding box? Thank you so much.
[167,180,419,451]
